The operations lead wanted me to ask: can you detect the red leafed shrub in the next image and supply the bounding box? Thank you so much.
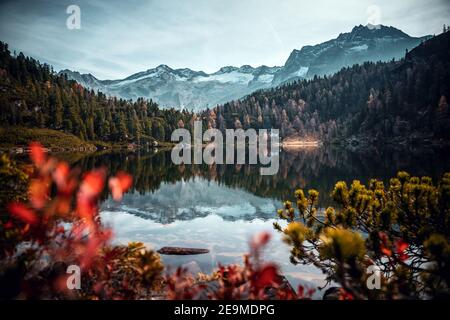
[0,143,167,299]
[0,144,314,300]
[165,232,314,300]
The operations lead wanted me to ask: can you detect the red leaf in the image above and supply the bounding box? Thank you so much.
[251,231,271,248]
[395,239,409,262]
[395,239,408,252]
[53,162,70,190]
[398,252,408,262]
[76,198,96,223]
[80,169,106,199]
[255,264,279,289]
[29,142,46,167]
[297,285,304,297]
[381,247,392,257]
[339,289,354,300]
[4,220,14,229]
[108,172,133,201]
[379,232,389,243]
[379,232,392,257]
[29,179,49,209]
[8,202,38,225]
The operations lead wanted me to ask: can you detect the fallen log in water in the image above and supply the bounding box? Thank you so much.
[157,247,209,255]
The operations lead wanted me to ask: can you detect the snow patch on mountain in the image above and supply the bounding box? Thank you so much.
[194,71,254,84]
[256,74,275,83]
[293,67,309,78]
[349,44,369,52]
[109,72,158,87]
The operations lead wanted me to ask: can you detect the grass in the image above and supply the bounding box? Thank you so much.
[0,127,174,153]
[0,127,96,151]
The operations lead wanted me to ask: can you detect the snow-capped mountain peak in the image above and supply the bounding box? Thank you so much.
[59,24,430,111]
[272,24,430,85]
[337,24,411,42]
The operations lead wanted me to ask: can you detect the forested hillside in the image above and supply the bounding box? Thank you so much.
[204,31,450,145]
[0,41,192,145]
[1,31,449,148]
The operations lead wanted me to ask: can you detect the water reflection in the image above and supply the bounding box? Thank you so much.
[102,177,278,223]
[73,146,450,209]
[70,146,449,294]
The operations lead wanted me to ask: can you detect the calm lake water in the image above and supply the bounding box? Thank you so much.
[69,146,449,296]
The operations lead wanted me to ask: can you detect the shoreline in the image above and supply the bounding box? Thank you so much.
[281,139,322,149]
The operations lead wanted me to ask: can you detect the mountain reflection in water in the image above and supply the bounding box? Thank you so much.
[102,177,278,223]
[73,146,450,209]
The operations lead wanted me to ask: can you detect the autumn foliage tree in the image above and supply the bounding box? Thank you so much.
[274,172,450,299]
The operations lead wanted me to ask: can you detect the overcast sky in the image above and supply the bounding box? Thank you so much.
[0,0,449,79]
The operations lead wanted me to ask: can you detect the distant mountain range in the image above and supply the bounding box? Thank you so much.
[60,64,281,111]
[60,24,430,110]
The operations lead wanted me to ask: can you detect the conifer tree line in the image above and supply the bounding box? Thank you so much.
[0,41,193,144]
[203,31,450,143]
[1,31,449,146]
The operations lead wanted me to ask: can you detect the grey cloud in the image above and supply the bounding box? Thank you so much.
[0,0,449,79]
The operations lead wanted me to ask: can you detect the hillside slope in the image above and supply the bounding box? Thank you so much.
[203,31,450,147]
[0,42,192,146]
